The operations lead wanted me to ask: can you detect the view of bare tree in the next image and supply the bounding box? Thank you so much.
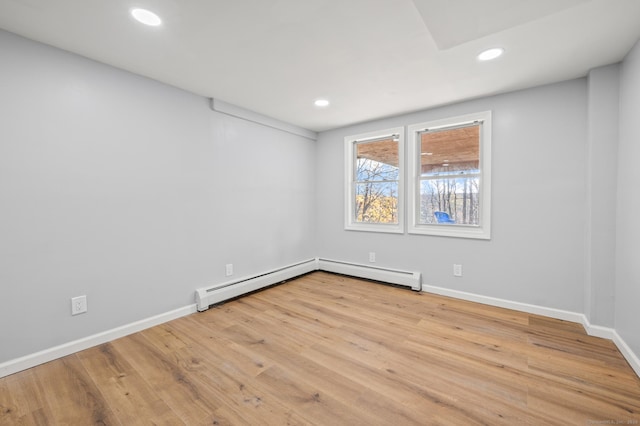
[354,158,398,224]
[420,177,479,224]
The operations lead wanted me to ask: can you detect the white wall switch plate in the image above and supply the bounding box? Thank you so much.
[453,264,463,277]
[225,263,233,276]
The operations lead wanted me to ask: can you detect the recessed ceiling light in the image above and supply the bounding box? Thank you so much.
[421,152,433,156]
[131,8,162,26]
[478,47,504,61]
[314,99,330,107]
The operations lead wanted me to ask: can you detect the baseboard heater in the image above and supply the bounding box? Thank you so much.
[195,257,422,312]
[195,259,318,312]
[316,258,422,291]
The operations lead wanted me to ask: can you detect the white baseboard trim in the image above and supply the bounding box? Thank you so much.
[421,283,585,323]
[421,283,640,378]
[581,313,640,378]
[0,304,197,379]
[580,317,616,340]
[611,331,640,378]
[3,269,637,380]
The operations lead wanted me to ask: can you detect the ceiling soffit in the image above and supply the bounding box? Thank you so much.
[411,0,591,49]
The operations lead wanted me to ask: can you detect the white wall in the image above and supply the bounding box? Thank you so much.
[316,79,588,313]
[0,30,316,364]
[616,39,640,357]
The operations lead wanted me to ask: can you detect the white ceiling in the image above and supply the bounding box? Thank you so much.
[1,0,639,132]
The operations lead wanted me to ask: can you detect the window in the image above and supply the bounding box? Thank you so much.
[408,111,491,239]
[345,127,404,233]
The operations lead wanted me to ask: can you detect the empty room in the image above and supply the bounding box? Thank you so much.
[1,0,640,424]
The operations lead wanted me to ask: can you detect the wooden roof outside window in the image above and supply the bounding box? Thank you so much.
[355,125,480,173]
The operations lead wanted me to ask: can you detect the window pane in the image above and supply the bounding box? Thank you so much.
[356,139,399,181]
[419,177,479,225]
[355,182,399,224]
[356,158,398,181]
[420,125,479,176]
[408,111,490,239]
[345,127,404,233]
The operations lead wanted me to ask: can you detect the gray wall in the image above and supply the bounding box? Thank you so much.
[316,79,589,313]
[1,25,637,368]
[585,64,619,328]
[616,39,640,356]
[0,30,316,363]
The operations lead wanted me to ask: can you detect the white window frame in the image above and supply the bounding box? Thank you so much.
[344,127,405,233]
[407,111,491,239]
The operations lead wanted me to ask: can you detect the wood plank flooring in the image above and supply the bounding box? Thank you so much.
[1,271,639,425]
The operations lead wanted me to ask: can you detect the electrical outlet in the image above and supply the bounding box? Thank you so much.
[71,295,87,316]
[225,263,233,277]
[369,252,376,263]
[453,264,463,277]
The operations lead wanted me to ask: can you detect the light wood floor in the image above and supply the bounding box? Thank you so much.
[1,272,639,425]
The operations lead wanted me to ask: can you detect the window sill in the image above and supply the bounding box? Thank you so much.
[345,223,404,234]
[408,224,491,240]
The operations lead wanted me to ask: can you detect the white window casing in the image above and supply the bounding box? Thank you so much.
[407,111,492,239]
[344,127,405,233]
